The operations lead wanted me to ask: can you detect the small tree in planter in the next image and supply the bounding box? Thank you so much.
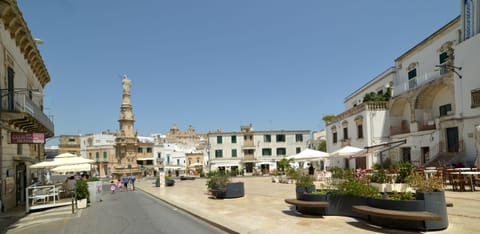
[295,174,315,199]
[206,172,244,199]
[286,168,299,184]
[75,180,89,208]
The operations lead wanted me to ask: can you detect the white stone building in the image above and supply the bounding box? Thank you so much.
[152,133,198,175]
[326,68,394,169]
[326,1,480,169]
[207,125,310,175]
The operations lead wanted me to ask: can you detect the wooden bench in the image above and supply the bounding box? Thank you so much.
[352,205,442,221]
[284,199,328,208]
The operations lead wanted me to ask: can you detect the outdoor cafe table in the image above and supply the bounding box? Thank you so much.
[461,171,480,192]
[424,169,437,179]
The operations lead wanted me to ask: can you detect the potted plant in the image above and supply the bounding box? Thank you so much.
[75,180,89,209]
[286,168,299,184]
[406,170,448,230]
[295,174,315,199]
[165,175,175,186]
[206,172,244,199]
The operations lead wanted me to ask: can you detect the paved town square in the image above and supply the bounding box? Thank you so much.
[135,176,480,233]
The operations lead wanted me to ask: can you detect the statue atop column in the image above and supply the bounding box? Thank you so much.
[122,74,131,94]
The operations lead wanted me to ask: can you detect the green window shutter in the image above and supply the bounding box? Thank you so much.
[439,52,448,64]
[408,69,417,79]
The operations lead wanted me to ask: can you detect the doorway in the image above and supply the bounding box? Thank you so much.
[421,147,430,165]
[401,147,411,162]
[446,127,459,152]
[260,164,270,175]
[245,163,253,173]
[355,157,366,169]
[16,163,26,206]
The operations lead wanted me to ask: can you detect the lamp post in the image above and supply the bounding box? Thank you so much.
[435,64,462,79]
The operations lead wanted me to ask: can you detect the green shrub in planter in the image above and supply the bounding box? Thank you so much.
[206,172,230,192]
[75,180,90,200]
[335,179,378,197]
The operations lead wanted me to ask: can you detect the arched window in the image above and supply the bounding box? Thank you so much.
[354,116,364,139]
[331,126,338,143]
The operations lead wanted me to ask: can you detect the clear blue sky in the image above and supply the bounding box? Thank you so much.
[17,0,459,136]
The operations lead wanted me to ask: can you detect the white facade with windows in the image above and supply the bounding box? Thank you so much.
[152,134,198,174]
[207,125,310,174]
[326,68,394,169]
[326,1,480,169]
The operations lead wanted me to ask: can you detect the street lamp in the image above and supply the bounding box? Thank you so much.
[435,64,462,79]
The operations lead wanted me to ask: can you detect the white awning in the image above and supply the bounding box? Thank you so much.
[137,158,155,161]
[211,160,240,167]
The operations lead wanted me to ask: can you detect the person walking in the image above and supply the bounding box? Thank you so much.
[110,181,116,194]
[129,174,136,191]
[122,175,129,192]
[117,179,123,192]
[308,163,315,179]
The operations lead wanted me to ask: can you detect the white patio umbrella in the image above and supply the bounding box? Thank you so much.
[329,146,364,158]
[30,153,94,169]
[286,149,330,161]
[51,163,92,173]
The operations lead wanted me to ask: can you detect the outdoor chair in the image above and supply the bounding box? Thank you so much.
[449,170,466,192]
[47,186,61,201]
[29,188,49,205]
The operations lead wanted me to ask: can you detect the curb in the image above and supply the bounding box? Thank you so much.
[137,186,239,234]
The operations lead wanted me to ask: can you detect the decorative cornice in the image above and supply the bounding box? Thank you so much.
[0,0,50,87]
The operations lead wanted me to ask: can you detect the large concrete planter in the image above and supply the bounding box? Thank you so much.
[296,193,328,215]
[366,198,426,229]
[77,198,87,209]
[212,182,245,199]
[295,185,316,199]
[165,179,175,186]
[326,194,368,218]
[87,181,103,203]
[416,191,449,230]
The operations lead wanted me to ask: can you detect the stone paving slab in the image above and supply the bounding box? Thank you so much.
[136,176,480,234]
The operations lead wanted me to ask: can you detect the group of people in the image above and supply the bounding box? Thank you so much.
[110,174,136,194]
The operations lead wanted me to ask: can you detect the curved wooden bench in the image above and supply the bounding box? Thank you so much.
[284,199,328,208]
[352,205,442,221]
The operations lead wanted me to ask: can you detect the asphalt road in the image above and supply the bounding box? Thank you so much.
[6,185,227,234]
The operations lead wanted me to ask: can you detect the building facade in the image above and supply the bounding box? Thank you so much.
[81,132,116,177]
[326,68,394,169]
[58,135,81,156]
[326,0,480,169]
[207,125,310,175]
[0,0,54,211]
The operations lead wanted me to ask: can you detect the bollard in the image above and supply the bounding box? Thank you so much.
[71,191,75,214]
